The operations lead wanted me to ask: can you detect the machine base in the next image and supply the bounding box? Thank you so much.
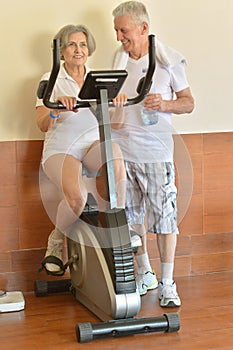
[76,312,180,342]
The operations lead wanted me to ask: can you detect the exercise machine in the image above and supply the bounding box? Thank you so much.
[35,35,180,342]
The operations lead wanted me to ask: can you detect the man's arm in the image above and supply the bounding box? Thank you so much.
[144,87,195,115]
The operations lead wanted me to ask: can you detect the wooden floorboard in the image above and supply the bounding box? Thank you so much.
[0,272,233,350]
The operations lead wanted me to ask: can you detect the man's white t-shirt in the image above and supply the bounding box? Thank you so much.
[112,53,189,163]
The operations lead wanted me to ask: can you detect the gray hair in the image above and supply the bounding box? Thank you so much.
[53,24,96,57]
[112,1,150,27]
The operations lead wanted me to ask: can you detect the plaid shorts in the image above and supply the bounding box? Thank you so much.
[125,161,179,234]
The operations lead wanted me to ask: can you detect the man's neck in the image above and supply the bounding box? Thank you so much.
[129,39,148,60]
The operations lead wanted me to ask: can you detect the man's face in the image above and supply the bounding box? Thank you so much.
[114,14,146,55]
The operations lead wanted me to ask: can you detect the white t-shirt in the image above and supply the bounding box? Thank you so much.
[36,64,99,164]
[112,53,189,163]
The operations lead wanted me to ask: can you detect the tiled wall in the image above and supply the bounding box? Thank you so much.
[0,133,233,291]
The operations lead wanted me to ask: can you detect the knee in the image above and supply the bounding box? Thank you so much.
[65,187,87,214]
[130,224,146,237]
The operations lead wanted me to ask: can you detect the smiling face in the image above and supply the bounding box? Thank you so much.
[114,14,149,59]
[61,31,89,68]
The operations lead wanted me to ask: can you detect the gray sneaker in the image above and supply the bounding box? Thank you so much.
[44,230,64,273]
[136,270,158,296]
[158,281,181,307]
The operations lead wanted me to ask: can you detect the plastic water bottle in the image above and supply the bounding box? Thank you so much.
[141,105,159,125]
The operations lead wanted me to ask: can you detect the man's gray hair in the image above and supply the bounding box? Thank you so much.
[53,24,96,58]
[112,1,150,27]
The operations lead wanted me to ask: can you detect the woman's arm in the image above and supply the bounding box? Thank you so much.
[110,93,127,130]
[36,105,59,132]
[36,96,78,133]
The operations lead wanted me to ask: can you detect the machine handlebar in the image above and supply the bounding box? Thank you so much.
[40,35,155,110]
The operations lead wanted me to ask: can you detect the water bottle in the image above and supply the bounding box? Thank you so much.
[140,76,158,125]
[141,105,159,125]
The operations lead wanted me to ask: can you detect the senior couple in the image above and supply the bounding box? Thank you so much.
[36,1,194,308]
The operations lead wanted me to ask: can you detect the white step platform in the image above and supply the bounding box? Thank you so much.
[0,291,25,312]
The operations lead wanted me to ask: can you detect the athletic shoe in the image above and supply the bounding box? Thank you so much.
[130,230,142,248]
[136,270,158,296]
[158,281,181,307]
[44,230,64,273]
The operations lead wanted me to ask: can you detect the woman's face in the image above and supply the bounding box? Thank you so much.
[61,32,89,67]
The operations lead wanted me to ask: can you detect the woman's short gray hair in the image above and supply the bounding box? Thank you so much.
[53,24,96,58]
[112,1,150,27]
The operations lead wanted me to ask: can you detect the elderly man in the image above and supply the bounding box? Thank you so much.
[111,1,194,307]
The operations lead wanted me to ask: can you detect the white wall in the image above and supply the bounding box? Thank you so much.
[0,0,232,140]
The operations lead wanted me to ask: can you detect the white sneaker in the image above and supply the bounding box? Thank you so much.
[136,270,158,296]
[44,230,64,273]
[158,281,181,308]
[129,230,142,248]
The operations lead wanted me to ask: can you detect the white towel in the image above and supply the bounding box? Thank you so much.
[113,36,186,69]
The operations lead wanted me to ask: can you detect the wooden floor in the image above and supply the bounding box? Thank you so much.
[0,272,233,350]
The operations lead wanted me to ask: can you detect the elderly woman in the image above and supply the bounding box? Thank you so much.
[36,24,127,274]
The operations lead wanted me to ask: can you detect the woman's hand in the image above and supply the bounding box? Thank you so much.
[57,96,78,112]
[112,93,128,108]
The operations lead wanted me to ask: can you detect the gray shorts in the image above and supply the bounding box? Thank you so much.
[125,161,179,234]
